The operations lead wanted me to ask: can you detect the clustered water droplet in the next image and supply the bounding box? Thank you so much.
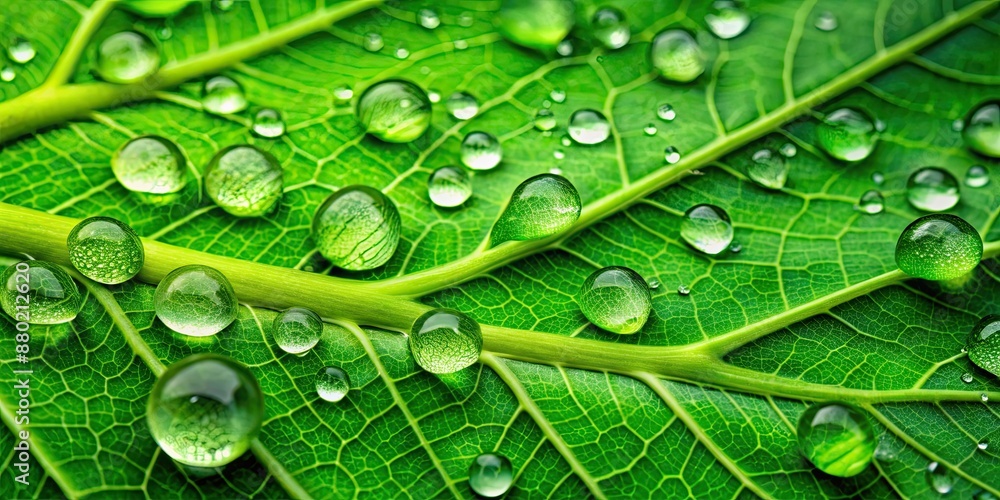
[664,146,681,164]
[895,214,983,281]
[67,217,144,284]
[7,38,35,64]
[856,190,884,214]
[965,165,989,187]
[252,108,285,138]
[409,308,483,374]
[363,32,384,52]
[534,109,557,131]
[815,11,838,31]
[926,462,954,494]
[657,104,677,121]
[746,148,787,189]
[312,185,401,271]
[154,265,238,336]
[579,266,652,334]
[491,174,581,245]
[1,261,82,325]
[797,402,875,477]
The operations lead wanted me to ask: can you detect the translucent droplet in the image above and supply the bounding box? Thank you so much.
[252,108,285,138]
[0,261,82,325]
[857,190,884,214]
[556,39,573,56]
[730,241,743,253]
[121,0,191,17]
[112,135,187,194]
[272,307,322,355]
[568,109,610,145]
[468,453,513,498]
[154,265,238,336]
[460,131,503,170]
[647,278,660,290]
[962,100,999,157]
[579,266,652,334]
[966,315,1000,377]
[492,174,581,245]
[874,436,897,462]
[458,12,474,27]
[815,11,838,31]
[357,80,430,143]
[816,108,879,162]
[498,0,574,51]
[147,353,263,467]
[0,66,14,81]
[67,217,144,285]
[872,172,885,185]
[657,104,676,121]
[982,393,990,403]
[95,31,160,84]
[157,26,173,40]
[363,32,384,52]
[394,46,410,59]
[553,149,565,160]
[895,214,983,281]
[312,186,401,270]
[779,142,797,157]
[677,284,690,296]
[454,39,469,50]
[643,123,658,136]
[664,146,681,164]
[428,166,472,208]
[7,38,35,64]
[906,167,960,211]
[978,439,989,451]
[534,109,557,131]
[953,119,965,132]
[447,92,479,120]
[746,148,787,189]
[961,372,974,384]
[316,366,350,402]
[202,76,247,115]
[204,145,283,217]
[926,462,953,494]
[705,1,751,39]
[550,88,567,103]
[965,165,990,187]
[213,0,235,12]
[549,167,562,175]
[681,204,734,255]
[592,7,630,49]
[409,308,483,374]
[418,9,440,29]
[650,30,705,83]
[560,135,572,147]
[797,402,875,477]
[333,85,353,103]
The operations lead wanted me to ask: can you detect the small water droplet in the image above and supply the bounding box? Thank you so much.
[966,315,1000,378]
[550,88,567,103]
[746,148,787,189]
[7,38,35,64]
[677,284,690,296]
[568,109,610,145]
[252,108,285,138]
[797,402,875,477]
[592,7,630,49]
[857,190,884,214]
[534,109,557,131]
[556,39,573,56]
[333,85,353,103]
[650,29,705,82]
[458,12,474,27]
[357,80,431,143]
[906,167,960,211]
[313,186,401,270]
[895,214,983,281]
[428,90,441,103]
[157,26,173,40]
[965,165,990,187]
[580,266,652,334]
[817,108,879,162]
[815,11,838,31]
[656,106,677,125]
[644,123,658,136]
[779,142,797,157]
[273,307,323,355]
[67,217,144,285]
[0,66,14,81]
[961,100,999,157]
[664,146,681,164]
[96,31,160,84]
[112,135,187,194]
[0,261,82,325]
[705,0,751,39]
[647,278,660,290]
[154,265,238,336]
[316,366,350,402]
[461,131,503,170]
[553,150,565,160]
[952,119,965,132]
[682,204,734,255]
[468,453,513,497]
[872,172,885,185]
[730,241,742,253]
[926,462,954,494]
[202,76,247,114]
[454,39,469,50]
[560,135,572,147]
[447,92,479,120]
[428,166,472,208]
[961,372,974,383]
[549,167,562,175]
[978,439,989,451]
[418,9,440,29]
[204,145,283,217]
[363,32,384,52]
[410,309,483,374]
[213,0,235,12]
[492,174,581,245]
[874,436,897,462]
[394,46,410,59]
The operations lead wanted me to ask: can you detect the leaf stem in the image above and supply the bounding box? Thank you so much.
[44,0,119,87]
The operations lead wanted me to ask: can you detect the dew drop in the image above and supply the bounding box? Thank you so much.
[982,393,990,403]
[568,109,609,145]
[492,174,581,245]
[468,453,513,498]
[202,76,247,114]
[252,108,285,138]
[0,66,14,82]
[895,214,982,281]
[815,11,838,31]
[730,241,743,253]
[816,108,879,162]
[272,307,322,355]
[961,100,999,157]
[650,29,705,83]
[978,439,989,451]
[96,31,160,84]
[874,436,897,462]
[556,39,574,56]
[746,148,787,189]
[961,372,974,384]
[677,284,691,296]
[333,85,353,103]
[644,123,658,136]
[0,261,82,325]
[394,46,409,59]
[965,165,990,187]
[461,131,503,170]
[592,7,630,49]
[579,266,652,334]
[455,39,469,50]
[67,217,144,285]
[7,38,35,64]
[797,402,875,477]
[681,204,734,255]
[316,366,350,402]
[428,166,472,208]
[410,309,483,374]
[356,80,431,143]
[549,167,562,175]
[906,167,960,212]
[779,142,797,157]
[926,462,954,494]
[857,190,884,215]
[418,9,440,29]
[664,146,681,164]
[647,278,660,290]
[204,145,283,217]
[872,171,885,185]
[550,88,567,103]
[534,109,557,131]
[953,119,965,132]
[363,32,384,52]
[966,315,1000,377]
[497,0,575,51]
[458,11,475,27]
[705,0,751,39]
[312,185,401,270]
[447,92,479,120]
[553,150,565,160]
[560,135,572,147]
[657,104,677,121]
[112,135,187,194]
[154,265,237,336]
[213,0,235,12]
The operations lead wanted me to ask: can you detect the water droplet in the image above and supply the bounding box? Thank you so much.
[579,266,651,334]
[213,0,235,12]
[157,26,173,40]
[650,30,705,83]
[553,149,565,160]
[644,123,658,136]
[677,284,690,296]
[67,217,144,285]
[154,265,238,336]
[895,214,982,281]
[966,315,1000,377]
[498,0,575,51]
[112,135,187,194]
[356,80,430,143]
[313,186,401,270]
[556,39,573,56]
[333,85,353,103]
[418,9,440,29]
[560,135,572,147]
[461,131,503,170]
[0,66,14,81]
[550,88,567,103]
[492,174,580,245]
[857,190,884,214]
[647,278,660,289]
[874,436,897,462]
[428,166,472,208]
[204,145,283,217]
[961,100,999,157]
[816,108,879,162]
[746,148,787,189]
[202,76,247,114]
[965,165,990,187]
[409,308,482,374]
[730,241,742,253]
[95,31,159,84]
[394,46,409,59]
[906,167,960,211]
[815,11,838,31]
[953,119,965,132]
[447,92,479,120]
[705,1,751,39]
[681,204,734,255]
[468,453,513,497]
[982,393,990,403]
[549,167,562,175]
[872,172,885,185]
[797,402,875,477]
[0,261,82,325]
[568,109,610,145]
[454,39,469,50]
[978,439,989,451]
[657,104,676,121]
[7,38,35,64]
[459,12,475,27]
[121,0,191,17]
[664,146,681,164]
[926,462,954,494]
[363,32,384,52]
[592,7,630,49]
[147,353,263,467]
[316,366,350,402]
[961,372,974,383]
[973,490,999,500]
[252,108,285,138]
[534,109,557,131]
[779,142,797,157]
[272,307,322,355]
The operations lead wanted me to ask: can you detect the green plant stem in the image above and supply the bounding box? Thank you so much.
[44,0,119,87]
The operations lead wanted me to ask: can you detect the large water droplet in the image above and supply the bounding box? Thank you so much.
[316,366,350,402]
[497,0,574,51]
[966,315,1000,377]
[363,32,384,52]
[534,109,557,131]
[857,190,884,214]
[112,135,187,194]
[650,30,705,83]
[447,91,479,120]
[657,104,676,121]
[815,11,838,31]
[147,354,263,467]
[460,131,503,170]
[96,31,160,84]
[681,204,734,255]
[418,9,440,29]
[154,265,238,336]
[579,266,652,334]
[7,38,35,64]
[895,214,982,281]
[962,100,999,157]
[67,217,144,285]
[592,7,630,49]
[409,308,483,374]
[202,76,247,114]
[746,148,787,189]
[797,402,875,477]
[491,174,581,245]
[906,167,959,212]
[705,1,751,39]
[357,80,431,143]
[312,186,401,271]
[965,165,990,187]
[568,109,610,145]
[204,145,283,217]
[816,108,879,162]
[926,462,954,494]
[0,261,82,324]
[428,166,473,208]
[252,108,285,138]
[468,453,513,497]
[272,307,322,355]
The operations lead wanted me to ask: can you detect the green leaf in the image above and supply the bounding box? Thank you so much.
[0,0,999,498]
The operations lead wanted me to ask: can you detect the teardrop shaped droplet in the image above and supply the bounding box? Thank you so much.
[592,7,630,49]
[650,30,705,83]
[962,100,999,157]
[568,109,610,145]
[705,0,751,39]
[534,109,557,131]
[67,217,144,285]
[154,265,238,336]
[468,453,514,498]
[428,166,473,208]
[204,145,283,217]
[447,91,479,120]
[815,11,838,31]
[746,148,787,189]
[681,204,734,255]
[966,315,1000,377]
[356,80,431,143]
[316,366,350,402]
[857,190,884,214]
[95,31,160,83]
[497,0,574,51]
[643,123,658,136]
[202,76,247,114]
[491,174,581,245]
[272,307,322,355]
[664,146,682,164]
[579,266,652,334]
[657,104,676,121]
[418,8,440,29]
[7,38,35,64]
[312,186,401,270]
[895,214,983,281]
[409,308,483,374]
[252,108,285,138]
[816,108,879,162]
[363,32,384,52]
[461,131,503,170]
[978,439,989,451]
[906,167,960,212]
[965,165,990,187]
[112,135,187,194]
[0,261,82,325]
[926,462,954,494]
[796,402,875,477]
[147,353,263,467]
